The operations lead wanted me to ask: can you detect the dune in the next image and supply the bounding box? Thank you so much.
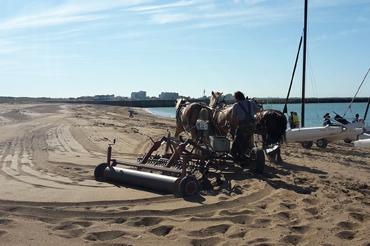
[0,103,369,245]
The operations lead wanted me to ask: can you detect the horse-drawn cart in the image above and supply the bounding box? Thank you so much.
[94,132,265,197]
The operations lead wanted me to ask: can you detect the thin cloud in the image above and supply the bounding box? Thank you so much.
[0,0,149,30]
[151,13,193,24]
[0,39,22,54]
[129,0,196,13]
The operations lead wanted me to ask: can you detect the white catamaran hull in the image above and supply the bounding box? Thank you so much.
[286,126,343,142]
[359,133,370,140]
[354,139,370,148]
[286,126,363,143]
[325,127,363,142]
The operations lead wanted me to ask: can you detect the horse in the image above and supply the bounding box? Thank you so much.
[209,91,287,162]
[174,98,213,139]
[255,109,287,148]
[209,91,235,137]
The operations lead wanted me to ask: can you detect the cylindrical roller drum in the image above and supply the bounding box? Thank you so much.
[95,163,178,194]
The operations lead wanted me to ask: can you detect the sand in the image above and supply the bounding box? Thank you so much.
[0,103,369,246]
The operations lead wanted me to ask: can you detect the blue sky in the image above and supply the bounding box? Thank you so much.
[0,0,369,98]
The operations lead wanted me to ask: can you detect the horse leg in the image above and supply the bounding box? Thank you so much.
[174,125,183,138]
[276,146,283,163]
[262,134,267,149]
[190,129,198,140]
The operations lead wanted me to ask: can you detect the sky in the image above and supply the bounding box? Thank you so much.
[0,0,369,98]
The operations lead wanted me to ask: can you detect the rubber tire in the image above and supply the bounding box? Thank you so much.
[178,175,200,197]
[94,163,108,181]
[255,149,265,174]
[301,141,313,149]
[316,138,328,148]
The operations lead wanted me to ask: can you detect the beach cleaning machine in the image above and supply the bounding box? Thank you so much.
[94,120,265,197]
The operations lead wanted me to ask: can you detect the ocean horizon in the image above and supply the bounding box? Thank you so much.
[147,102,370,128]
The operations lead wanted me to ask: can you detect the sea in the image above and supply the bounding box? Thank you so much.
[146,102,370,127]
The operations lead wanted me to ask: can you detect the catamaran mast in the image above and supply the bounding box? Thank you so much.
[283,35,303,114]
[301,0,308,127]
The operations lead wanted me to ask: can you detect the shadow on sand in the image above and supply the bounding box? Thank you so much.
[215,159,326,196]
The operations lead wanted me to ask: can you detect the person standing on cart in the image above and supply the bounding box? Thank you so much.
[231,91,257,161]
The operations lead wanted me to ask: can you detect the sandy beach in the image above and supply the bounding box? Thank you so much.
[0,103,369,246]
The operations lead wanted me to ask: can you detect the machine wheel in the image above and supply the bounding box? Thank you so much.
[301,141,313,149]
[316,138,328,148]
[94,163,108,181]
[255,149,265,174]
[178,175,200,197]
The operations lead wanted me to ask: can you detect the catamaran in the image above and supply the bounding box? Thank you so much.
[283,0,367,148]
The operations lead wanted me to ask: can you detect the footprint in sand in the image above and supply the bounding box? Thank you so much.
[38,217,59,224]
[226,227,246,239]
[0,230,7,238]
[84,230,129,241]
[218,208,254,216]
[302,197,319,205]
[280,234,302,245]
[190,237,221,246]
[335,230,356,240]
[275,211,292,221]
[188,224,230,237]
[127,217,163,227]
[246,237,270,244]
[349,212,367,222]
[149,225,174,236]
[228,215,253,225]
[336,221,358,230]
[289,224,310,234]
[53,221,93,239]
[53,221,92,231]
[280,202,298,209]
[304,207,319,216]
[58,229,85,239]
[113,217,127,224]
[192,211,217,218]
[251,218,272,228]
[0,219,13,225]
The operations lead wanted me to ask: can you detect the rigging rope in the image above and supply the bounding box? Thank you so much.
[307,48,321,121]
[343,67,370,117]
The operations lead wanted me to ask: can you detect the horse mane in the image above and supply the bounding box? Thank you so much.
[175,98,186,109]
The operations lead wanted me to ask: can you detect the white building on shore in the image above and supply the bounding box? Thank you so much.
[159,92,179,100]
[131,91,147,100]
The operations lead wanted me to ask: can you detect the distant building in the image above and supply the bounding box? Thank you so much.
[114,96,128,101]
[77,96,94,101]
[131,91,147,100]
[159,92,179,100]
[223,93,234,103]
[93,94,115,101]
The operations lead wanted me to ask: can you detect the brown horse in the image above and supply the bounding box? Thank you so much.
[174,99,213,139]
[209,91,235,137]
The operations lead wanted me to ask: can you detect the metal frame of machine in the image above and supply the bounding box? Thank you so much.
[94,132,265,197]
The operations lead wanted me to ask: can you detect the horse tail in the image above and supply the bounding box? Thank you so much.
[276,110,288,142]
